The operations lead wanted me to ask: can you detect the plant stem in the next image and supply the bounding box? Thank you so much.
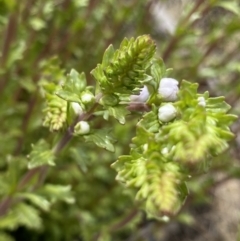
[0,197,13,217]
[0,11,18,93]
[17,167,42,190]
[0,12,18,67]
[110,208,139,231]
[14,93,38,155]
[91,208,139,241]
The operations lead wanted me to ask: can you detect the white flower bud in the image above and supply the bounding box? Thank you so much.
[81,91,94,104]
[74,121,90,135]
[197,96,206,107]
[158,78,179,101]
[130,85,150,103]
[71,102,83,115]
[158,103,177,122]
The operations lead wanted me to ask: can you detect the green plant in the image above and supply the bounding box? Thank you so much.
[0,1,239,240]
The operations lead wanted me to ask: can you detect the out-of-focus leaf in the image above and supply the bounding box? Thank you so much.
[216,1,240,16]
[107,106,130,124]
[0,232,14,241]
[55,90,81,103]
[17,193,51,211]
[39,184,75,204]
[84,129,116,152]
[16,203,42,229]
[29,17,46,31]
[19,78,37,93]
[0,203,42,230]
[28,139,55,169]
[6,41,26,68]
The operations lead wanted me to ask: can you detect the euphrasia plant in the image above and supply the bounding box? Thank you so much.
[0,35,236,233]
[40,35,236,218]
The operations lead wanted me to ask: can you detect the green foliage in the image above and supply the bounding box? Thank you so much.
[84,129,116,152]
[112,77,236,217]
[0,1,239,240]
[0,203,42,230]
[164,80,237,163]
[28,139,55,169]
[91,35,156,95]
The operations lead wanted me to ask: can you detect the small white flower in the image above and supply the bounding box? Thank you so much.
[71,102,83,115]
[158,103,177,122]
[158,78,179,102]
[197,96,206,107]
[130,85,150,103]
[74,121,90,135]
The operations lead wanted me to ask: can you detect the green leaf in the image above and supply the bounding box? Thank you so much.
[206,96,231,112]
[15,203,42,229]
[137,109,160,133]
[19,78,37,93]
[55,90,81,103]
[216,1,240,16]
[102,44,115,68]
[150,59,166,89]
[90,64,104,84]
[39,184,75,204]
[28,139,55,169]
[132,126,153,147]
[69,147,90,173]
[178,80,198,104]
[218,114,238,124]
[0,212,18,230]
[217,128,235,140]
[17,193,51,211]
[107,106,130,124]
[68,69,87,92]
[7,41,26,69]
[56,69,87,103]
[84,129,116,152]
[0,203,42,230]
[0,232,14,241]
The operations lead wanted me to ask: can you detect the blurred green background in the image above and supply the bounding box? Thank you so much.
[0,0,240,240]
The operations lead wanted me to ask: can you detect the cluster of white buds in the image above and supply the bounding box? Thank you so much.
[129,78,179,123]
[158,78,179,123]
